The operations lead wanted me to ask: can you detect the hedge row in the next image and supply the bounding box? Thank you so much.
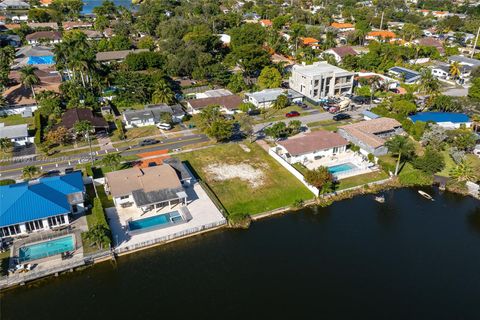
[34,112,43,145]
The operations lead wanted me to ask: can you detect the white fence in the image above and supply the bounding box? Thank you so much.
[268,148,320,196]
[114,220,227,255]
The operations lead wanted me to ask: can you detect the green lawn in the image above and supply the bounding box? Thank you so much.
[307,119,358,132]
[179,143,314,216]
[437,151,456,177]
[0,114,34,127]
[336,171,389,190]
[124,126,159,140]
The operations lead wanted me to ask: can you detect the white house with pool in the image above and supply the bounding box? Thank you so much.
[271,130,375,179]
[0,172,85,238]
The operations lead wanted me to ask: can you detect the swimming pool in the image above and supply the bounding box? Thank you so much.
[28,56,55,65]
[328,162,357,174]
[19,235,75,262]
[128,211,182,231]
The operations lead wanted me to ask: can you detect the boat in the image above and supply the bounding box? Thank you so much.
[418,190,434,201]
[374,195,385,203]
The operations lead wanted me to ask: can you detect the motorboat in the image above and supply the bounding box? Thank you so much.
[418,190,434,201]
[374,195,385,203]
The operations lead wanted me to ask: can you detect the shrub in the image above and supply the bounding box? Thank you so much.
[34,112,43,144]
[115,119,125,140]
[378,159,395,175]
[398,169,432,186]
[0,179,16,186]
[350,144,360,152]
[85,164,94,177]
[367,153,375,163]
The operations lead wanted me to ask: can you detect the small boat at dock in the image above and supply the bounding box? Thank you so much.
[418,190,434,201]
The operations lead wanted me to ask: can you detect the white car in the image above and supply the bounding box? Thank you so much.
[156,123,172,130]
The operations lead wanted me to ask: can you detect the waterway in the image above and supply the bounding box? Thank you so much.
[1,188,480,319]
[82,0,135,14]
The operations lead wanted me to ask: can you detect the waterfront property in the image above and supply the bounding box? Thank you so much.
[409,112,471,129]
[103,159,226,252]
[338,117,403,156]
[0,172,86,238]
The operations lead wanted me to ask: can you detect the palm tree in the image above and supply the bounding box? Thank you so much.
[85,224,110,249]
[450,160,477,182]
[418,69,440,107]
[152,81,175,104]
[22,165,40,179]
[19,66,40,99]
[449,61,461,80]
[101,153,122,170]
[368,76,382,108]
[385,135,415,176]
[0,95,6,108]
[0,137,12,153]
[74,120,94,165]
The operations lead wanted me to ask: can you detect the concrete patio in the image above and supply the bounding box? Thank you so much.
[105,181,227,253]
[303,150,376,179]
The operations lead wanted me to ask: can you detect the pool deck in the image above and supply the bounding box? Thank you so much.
[106,181,227,254]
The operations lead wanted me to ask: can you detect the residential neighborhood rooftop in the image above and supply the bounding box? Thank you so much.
[277,130,348,157]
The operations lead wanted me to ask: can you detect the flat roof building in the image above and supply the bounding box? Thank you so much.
[289,62,354,103]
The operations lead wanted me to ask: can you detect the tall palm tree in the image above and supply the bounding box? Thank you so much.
[368,76,382,108]
[418,69,440,107]
[19,66,40,99]
[385,135,415,176]
[22,165,40,179]
[101,153,122,170]
[449,61,461,80]
[450,160,477,182]
[152,81,175,104]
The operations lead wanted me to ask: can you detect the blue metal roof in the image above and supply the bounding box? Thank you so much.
[409,112,470,124]
[0,172,84,228]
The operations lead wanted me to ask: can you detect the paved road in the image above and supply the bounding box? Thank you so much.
[0,133,210,179]
[253,108,366,133]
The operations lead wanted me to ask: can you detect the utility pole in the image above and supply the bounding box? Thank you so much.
[471,25,480,59]
[380,11,384,30]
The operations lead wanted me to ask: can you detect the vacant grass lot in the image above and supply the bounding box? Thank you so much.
[179,143,313,216]
[0,114,34,127]
[307,119,357,132]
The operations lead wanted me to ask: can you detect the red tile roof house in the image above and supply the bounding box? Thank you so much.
[274,130,349,165]
[25,31,62,45]
[323,46,358,63]
[186,95,243,115]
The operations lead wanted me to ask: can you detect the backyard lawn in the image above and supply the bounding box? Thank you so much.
[0,114,34,127]
[336,171,389,190]
[179,143,314,216]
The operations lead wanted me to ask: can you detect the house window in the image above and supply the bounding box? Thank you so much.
[333,147,340,153]
[120,195,129,200]
[26,219,44,232]
[48,215,66,227]
[0,225,20,237]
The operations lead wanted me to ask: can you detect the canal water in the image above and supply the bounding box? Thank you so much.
[82,0,135,14]
[1,188,480,319]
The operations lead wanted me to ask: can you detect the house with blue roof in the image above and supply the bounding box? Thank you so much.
[409,112,471,129]
[0,172,85,238]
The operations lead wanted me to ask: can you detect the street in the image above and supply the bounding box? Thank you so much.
[0,133,210,179]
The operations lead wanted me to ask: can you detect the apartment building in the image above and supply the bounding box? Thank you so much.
[289,62,354,102]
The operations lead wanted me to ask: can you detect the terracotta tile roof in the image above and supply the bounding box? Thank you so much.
[62,21,93,30]
[277,130,348,156]
[302,37,320,45]
[416,37,445,54]
[331,22,354,29]
[339,118,402,148]
[327,46,358,58]
[367,30,396,39]
[3,83,60,106]
[260,19,272,27]
[40,0,52,5]
[4,24,20,29]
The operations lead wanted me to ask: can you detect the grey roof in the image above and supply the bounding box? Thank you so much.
[362,111,380,119]
[389,66,421,83]
[433,63,472,73]
[123,109,154,122]
[132,187,185,207]
[449,55,480,67]
[163,158,192,182]
[247,88,303,103]
[0,123,28,139]
[0,0,29,9]
[292,62,353,77]
[15,45,53,58]
[96,49,148,62]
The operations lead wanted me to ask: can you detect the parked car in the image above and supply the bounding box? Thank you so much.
[42,170,61,177]
[285,111,300,118]
[352,96,369,104]
[64,168,75,174]
[138,139,159,146]
[156,123,172,130]
[333,113,351,121]
[147,162,157,167]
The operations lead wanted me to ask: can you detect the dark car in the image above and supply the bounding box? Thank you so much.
[285,111,300,118]
[333,113,351,121]
[147,162,157,167]
[64,167,75,174]
[42,170,61,177]
[138,139,159,147]
[352,96,369,104]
